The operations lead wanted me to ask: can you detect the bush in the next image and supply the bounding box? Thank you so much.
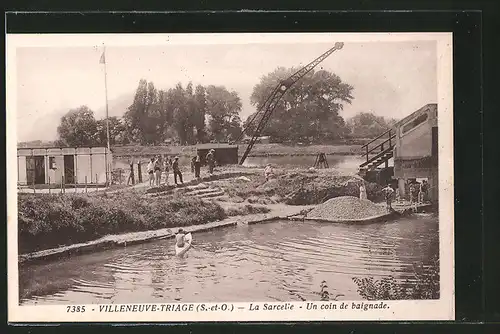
[225,204,271,217]
[352,256,440,300]
[18,192,227,254]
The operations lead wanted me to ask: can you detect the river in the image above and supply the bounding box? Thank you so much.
[114,155,368,173]
[19,213,438,305]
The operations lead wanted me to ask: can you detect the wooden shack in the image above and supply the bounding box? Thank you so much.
[17,146,113,186]
[196,143,239,166]
[393,103,438,202]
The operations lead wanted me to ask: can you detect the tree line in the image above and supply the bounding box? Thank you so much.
[53,67,397,148]
[56,80,242,147]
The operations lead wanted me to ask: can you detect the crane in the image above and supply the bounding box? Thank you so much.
[235,42,345,165]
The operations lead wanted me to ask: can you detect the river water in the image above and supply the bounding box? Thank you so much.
[20,213,438,305]
[114,155,367,173]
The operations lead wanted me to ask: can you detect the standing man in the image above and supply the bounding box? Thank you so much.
[172,156,184,185]
[194,153,202,179]
[206,149,216,176]
[163,155,170,185]
[382,183,395,212]
[154,156,162,187]
[126,158,135,186]
[147,158,155,187]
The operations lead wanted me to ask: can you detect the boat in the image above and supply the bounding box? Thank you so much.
[175,233,193,257]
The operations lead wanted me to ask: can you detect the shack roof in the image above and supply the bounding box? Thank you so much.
[196,143,238,149]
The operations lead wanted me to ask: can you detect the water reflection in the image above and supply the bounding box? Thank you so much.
[19,214,438,304]
[243,155,366,172]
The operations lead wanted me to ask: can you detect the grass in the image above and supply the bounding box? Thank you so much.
[18,192,227,254]
[213,168,384,205]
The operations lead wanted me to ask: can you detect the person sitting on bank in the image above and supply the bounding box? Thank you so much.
[382,183,395,212]
[147,158,155,187]
[172,156,184,185]
[206,149,216,176]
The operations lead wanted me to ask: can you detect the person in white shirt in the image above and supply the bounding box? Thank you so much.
[359,182,367,200]
[147,158,155,187]
[382,183,395,212]
[264,164,274,181]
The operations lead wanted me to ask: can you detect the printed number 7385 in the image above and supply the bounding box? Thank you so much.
[67,305,86,313]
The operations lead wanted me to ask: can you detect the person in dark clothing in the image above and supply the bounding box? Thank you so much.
[172,156,183,185]
[206,149,215,175]
[127,159,135,185]
[194,154,201,179]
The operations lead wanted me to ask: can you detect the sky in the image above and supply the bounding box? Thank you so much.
[14,37,437,142]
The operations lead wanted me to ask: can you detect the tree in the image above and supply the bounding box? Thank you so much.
[205,85,243,142]
[193,84,208,143]
[169,83,192,145]
[244,67,353,143]
[94,116,127,146]
[123,79,159,145]
[57,106,98,146]
[346,112,397,138]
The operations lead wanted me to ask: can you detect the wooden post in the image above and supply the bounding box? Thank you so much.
[61,175,64,194]
[137,162,142,183]
[85,176,88,194]
[96,174,98,192]
[48,177,51,194]
[365,146,369,162]
[33,178,35,194]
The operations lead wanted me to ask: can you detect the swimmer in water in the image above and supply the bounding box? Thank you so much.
[175,228,186,248]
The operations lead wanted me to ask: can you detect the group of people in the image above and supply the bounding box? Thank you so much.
[137,148,218,188]
[145,155,183,187]
[359,179,429,213]
[408,179,429,204]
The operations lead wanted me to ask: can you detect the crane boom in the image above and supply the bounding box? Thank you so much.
[238,42,344,165]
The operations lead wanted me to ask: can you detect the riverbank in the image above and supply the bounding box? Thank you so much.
[17,166,389,262]
[19,203,313,265]
[17,191,269,255]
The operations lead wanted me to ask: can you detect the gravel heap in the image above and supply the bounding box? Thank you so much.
[307,196,387,221]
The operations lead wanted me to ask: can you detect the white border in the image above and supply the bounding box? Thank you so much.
[7,32,454,322]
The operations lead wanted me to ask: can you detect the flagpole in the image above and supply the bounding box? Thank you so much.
[102,46,111,185]
[103,46,111,153]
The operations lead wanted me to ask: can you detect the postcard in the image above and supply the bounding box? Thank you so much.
[7,32,454,322]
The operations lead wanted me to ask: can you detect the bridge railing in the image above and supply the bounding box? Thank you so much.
[361,129,396,163]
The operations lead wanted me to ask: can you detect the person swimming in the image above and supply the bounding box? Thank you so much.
[175,228,186,248]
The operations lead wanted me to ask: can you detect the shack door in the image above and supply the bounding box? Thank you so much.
[64,155,75,184]
[26,156,46,185]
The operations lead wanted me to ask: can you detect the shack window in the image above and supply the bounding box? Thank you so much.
[402,113,428,134]
[49,157,57,169]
